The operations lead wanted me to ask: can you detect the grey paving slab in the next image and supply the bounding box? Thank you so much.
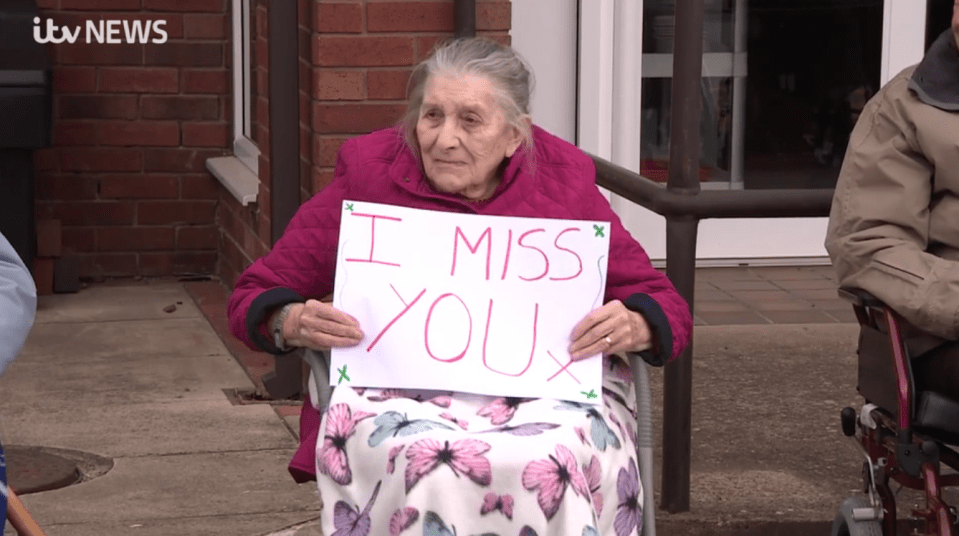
[0,399,297,457]
[647,323,866,526]
[17,318,230,364]
[696,268,765,281]
[283,415,300,440]
[723,289,794,302]
[750,266,836,280]
[808,299,853,310]
[758,310,839,324]
[688,470,836,515]
[34,283,202,324]
[711,280,782,291]
[695,301,752,313]
[747,299,817,311]
[0,353,254,404]
[13,451,318,527]
[790,288,847,301]
[694,311,771,325]
[772,278,842,290]
[262,519,324,536]
[823,308,858,323]
[7,513,320,536]
[693,289,738,301]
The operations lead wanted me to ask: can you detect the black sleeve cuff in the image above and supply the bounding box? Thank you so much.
[622,292,674,367]
[247,287,306,355]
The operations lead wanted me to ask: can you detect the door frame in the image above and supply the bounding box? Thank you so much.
[567,0,928,264]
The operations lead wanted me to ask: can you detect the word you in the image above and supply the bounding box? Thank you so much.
[33,17,168,44]
[364,284,547,378]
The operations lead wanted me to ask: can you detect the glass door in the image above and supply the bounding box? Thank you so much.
[640,0,884,191]
[640,0,745,187]
[572,0,929,263]
[508,0,930,262]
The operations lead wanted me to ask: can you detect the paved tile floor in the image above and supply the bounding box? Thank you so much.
[0,265,860,536]
[0,282,318,536]
[693,265,852,326]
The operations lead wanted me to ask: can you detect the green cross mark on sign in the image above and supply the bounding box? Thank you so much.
[337,365,350,384]
[593,224,605,237]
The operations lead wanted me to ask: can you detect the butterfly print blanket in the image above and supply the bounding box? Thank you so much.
[315,355,643,536]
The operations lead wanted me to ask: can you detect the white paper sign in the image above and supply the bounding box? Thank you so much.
[331,200,610,403]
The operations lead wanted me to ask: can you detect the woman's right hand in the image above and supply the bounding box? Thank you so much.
[283,299,364,350]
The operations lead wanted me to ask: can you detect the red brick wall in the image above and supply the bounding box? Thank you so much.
[34,0,229,280]
[32,1,512,286]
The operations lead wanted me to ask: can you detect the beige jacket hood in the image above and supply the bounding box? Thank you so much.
[826,30,959,352]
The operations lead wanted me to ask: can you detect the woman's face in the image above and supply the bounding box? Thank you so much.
[416,73,523,201]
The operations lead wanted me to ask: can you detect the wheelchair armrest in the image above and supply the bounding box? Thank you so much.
[837,287,886,309]
[302,349,333,413]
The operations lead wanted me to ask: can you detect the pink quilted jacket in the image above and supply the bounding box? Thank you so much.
[227,125,692,482]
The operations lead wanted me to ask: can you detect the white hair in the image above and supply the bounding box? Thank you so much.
[399,37,535,162]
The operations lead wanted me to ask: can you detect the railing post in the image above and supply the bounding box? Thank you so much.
[269,0,299,244]
[661,0,705,513]
[264,0,302,400]
[662,216,698,512]
[454,0,476,38]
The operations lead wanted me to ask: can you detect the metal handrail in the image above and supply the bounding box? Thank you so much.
[591,156,835,219]
[591,150,834,513]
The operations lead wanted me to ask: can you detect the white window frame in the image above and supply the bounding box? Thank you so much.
[207,0,260,205]
[232,0,260,174]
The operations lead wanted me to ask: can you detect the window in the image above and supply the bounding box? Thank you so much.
[232,0,260,175]
[207,0,260,205]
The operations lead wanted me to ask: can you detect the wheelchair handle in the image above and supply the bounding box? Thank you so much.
[837,287,887,308]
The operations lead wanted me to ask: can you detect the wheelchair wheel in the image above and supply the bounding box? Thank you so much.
[831,496,884,536]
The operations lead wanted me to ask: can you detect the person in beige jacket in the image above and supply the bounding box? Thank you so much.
[825,2,959,399]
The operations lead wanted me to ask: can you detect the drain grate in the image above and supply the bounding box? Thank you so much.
[222,387,304,406]
[5,445,113,495]
[6,446,80,494]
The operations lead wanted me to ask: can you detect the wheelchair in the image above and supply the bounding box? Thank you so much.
[833,288,959,536]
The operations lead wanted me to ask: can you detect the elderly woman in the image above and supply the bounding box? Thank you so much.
[229,38,691,536]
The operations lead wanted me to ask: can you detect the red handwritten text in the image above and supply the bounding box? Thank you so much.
[424,293,472,363]
[345,213,402,267]
[482,299,538,377]
[451,226,492,280]
[550,227,583,281]
[450,226,584,282]
[363,287,547,380]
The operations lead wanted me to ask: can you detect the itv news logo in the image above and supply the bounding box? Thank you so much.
[33,17,169,44]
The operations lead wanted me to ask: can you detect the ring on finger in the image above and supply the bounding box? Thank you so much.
[604,335,612,345]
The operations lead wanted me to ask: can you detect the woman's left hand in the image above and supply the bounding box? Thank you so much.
[568,300,652,361]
